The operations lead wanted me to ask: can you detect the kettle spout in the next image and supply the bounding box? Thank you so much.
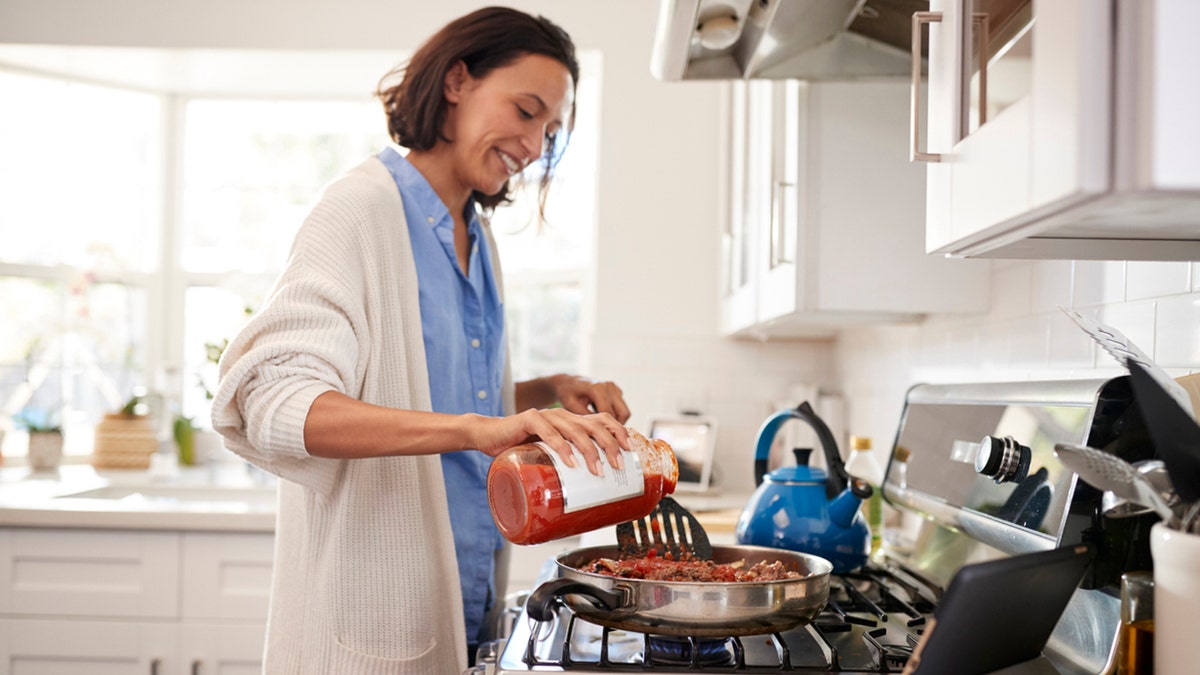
[828,479,873,528]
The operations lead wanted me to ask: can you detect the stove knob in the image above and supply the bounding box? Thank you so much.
[975,435,1030,484]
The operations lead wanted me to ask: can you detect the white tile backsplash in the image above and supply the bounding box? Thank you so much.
[592,335,838,494]
[1127,261,1192,300]
[1031,260,1074,313]
[1073,261,1126,306]
[1156,295,1200,367]
[837,259,1200,447]
[989,263,1033,319]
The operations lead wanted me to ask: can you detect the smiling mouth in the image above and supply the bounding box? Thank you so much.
[497,150,523,176]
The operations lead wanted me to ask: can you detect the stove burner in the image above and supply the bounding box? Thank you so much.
[643,635,733,667]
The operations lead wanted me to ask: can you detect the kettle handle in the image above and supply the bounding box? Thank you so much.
[752,401,850,498]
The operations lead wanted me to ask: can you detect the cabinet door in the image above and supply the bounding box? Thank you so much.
[926,0,1112,254]
[720,80,758,335]
[721,80,775,335]
[757,80,805,324]
[0,527,179,618]
[181,532,273,621]
[0,618,177,675]
[178,623,266,675]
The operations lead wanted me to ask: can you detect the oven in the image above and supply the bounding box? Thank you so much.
[471,377,1151,674]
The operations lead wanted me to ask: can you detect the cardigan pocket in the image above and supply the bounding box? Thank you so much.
[331,636,448,675]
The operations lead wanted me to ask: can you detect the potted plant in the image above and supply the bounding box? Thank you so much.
[92,394,159,470]
[173,414,197,466]
[15,407,63,471]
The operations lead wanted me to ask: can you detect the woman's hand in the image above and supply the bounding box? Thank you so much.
[471,408,630,476]
[515,374,631,424]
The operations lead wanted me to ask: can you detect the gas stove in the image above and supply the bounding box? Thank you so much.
[483,557,939,673]
[472,377,1151,674]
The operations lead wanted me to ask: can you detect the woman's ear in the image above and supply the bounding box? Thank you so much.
[444,61,469,103]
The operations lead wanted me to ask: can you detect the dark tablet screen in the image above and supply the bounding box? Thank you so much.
[903,544,1094,675]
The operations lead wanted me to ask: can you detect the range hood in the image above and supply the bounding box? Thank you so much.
[651,0,929,81]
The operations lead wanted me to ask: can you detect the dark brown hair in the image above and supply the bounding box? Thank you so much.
[377,6,580,216]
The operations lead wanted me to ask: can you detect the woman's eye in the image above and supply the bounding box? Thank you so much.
[516,106,533,120]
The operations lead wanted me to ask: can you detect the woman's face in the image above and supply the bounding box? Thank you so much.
[444,53,575,197]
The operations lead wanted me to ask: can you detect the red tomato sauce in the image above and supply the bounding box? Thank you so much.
[489,462,663,545]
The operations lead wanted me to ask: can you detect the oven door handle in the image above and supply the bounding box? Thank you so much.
[526,578,625,622]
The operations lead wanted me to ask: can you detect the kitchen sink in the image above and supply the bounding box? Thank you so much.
[56,485,277,505]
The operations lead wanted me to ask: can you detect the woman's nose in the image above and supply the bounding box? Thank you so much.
[523,124,547,160]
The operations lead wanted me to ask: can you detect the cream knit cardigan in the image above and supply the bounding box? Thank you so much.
[212,156,515,675]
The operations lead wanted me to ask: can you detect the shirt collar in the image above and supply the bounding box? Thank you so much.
[380,146,482,237]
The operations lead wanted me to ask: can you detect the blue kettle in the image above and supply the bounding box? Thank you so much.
[735,401,873,573]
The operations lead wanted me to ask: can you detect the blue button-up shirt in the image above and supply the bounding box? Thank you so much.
[378,148,507,645]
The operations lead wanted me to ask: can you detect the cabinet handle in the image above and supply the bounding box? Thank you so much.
[910,11,943,162]
[150,658,160,675]
[192,659,203,675]
[769,180,795,268]
[972,13,989,127]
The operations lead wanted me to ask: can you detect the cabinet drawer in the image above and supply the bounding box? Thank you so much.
[181,532,274,620]
[0,527,180,618]
[0,617,178,673]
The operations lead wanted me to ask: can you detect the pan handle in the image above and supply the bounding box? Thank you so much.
[526,578,625,622]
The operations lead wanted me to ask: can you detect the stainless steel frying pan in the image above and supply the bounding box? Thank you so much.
[525,544,832,637]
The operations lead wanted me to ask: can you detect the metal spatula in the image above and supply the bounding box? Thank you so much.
[1128,361,1200,503]
[1055,443,1181,528]
[616,496,714,560]
[1061,307,1196,421]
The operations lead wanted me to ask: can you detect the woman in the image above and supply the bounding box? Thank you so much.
[213,7,630,673]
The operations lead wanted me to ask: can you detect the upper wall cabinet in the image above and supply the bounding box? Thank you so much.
[919,0,1200,260]
[720,78,989,339]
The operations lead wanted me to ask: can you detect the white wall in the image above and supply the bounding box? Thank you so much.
[836,260,1200,453]
[0,0,835,492]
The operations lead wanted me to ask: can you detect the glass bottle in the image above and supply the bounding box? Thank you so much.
[844,435,885,554]
[1108,571,1154,675]
[487,428,679,545]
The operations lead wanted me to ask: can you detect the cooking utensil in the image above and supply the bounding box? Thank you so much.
[1128,360,1200,504]
[525,544,832,637]
[1055,443,1181,528]
[736,402,873,573]
[1101,459,1181,518]
[615,495,713,560]
[1062,307,1195,420]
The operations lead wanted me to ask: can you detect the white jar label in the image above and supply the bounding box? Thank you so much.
[538,441,645,514]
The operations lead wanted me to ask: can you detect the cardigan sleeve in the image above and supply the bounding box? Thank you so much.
[211,173,383,495]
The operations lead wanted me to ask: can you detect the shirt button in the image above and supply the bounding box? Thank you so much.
[426,216,434,223]
[477,390,488,400]
[471,338,481,348]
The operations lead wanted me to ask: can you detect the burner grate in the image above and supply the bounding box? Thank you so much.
[518,563,935,672]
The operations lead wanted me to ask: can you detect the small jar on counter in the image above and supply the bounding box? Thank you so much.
[487,428,679,545]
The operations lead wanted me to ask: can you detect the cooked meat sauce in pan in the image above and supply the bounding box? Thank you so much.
[583,549,801,582]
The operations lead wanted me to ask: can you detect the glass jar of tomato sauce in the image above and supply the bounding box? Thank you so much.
[487,428,679,545]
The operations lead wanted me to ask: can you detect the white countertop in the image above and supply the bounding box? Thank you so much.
[0,461,278,532]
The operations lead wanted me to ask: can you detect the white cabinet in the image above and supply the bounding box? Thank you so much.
[0,528,179,618]
[0,527,272,675]
[920,0,1200,260]
[721,78,989,339]
[0,619,177,674]
[181,532,273,621]
[178,623,268,675]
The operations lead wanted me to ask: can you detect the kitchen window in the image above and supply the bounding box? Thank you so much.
[0,53,599,461]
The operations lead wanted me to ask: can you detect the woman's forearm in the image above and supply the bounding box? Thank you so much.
[515,374,567,411]
[303,390,480,459]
